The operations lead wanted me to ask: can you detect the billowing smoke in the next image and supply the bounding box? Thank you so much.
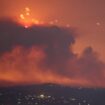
[0,19,105,88]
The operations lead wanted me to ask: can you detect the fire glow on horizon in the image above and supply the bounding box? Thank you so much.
[17,7,61,28]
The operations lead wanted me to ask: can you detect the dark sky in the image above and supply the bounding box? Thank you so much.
[0,0,105,87]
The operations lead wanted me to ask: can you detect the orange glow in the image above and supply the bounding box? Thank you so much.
[0,46,83,86]
[20,14,25,19]
[16,7,60,28]
[25,7,30,12]
[0,46,104,88]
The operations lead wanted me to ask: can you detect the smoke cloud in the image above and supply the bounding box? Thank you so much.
[0,19,105,88]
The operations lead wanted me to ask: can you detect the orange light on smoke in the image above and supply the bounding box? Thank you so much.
[18,7,41,28]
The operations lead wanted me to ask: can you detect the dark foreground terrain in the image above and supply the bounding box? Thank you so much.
[0,84,105,105]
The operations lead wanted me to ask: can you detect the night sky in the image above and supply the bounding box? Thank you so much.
[0,0,105,88]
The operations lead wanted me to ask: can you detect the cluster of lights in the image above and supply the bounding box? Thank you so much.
[0,91,92,105]
[14,92,91,105]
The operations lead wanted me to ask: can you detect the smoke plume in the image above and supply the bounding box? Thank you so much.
[0,19,105,88]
